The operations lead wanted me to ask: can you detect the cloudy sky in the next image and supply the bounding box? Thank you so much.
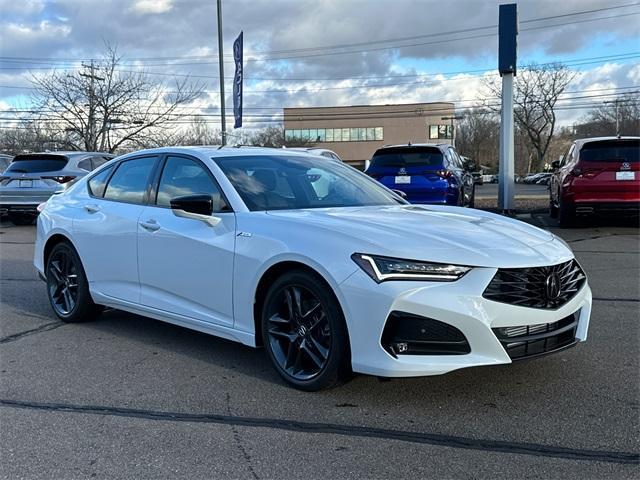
[0,0,638,130]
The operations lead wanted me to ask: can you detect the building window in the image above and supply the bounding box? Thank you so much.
[284,127,384,142]
[429,124,453,139]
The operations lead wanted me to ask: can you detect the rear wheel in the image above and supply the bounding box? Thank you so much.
[46,242,102,322]
[261,271,351,391]
[9,212,35,226]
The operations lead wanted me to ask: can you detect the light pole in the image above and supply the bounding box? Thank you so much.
[216,0,227,146]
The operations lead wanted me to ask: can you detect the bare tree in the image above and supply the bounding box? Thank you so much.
[483,63,575,172]
[455,109,500,171]
[577,92,640,137]
[29,45,204,153]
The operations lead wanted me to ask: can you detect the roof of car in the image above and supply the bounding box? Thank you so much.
[116,145,323,159]
[376,143,449,150]
[15,151,113,157]
[574,136,639,147]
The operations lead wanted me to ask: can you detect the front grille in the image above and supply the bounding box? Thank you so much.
[492,314,578,360]
[483,259,586,309]
[381,311,470,357]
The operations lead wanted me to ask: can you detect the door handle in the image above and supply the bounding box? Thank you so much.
[84,204,100,214]
[139,219,161,232]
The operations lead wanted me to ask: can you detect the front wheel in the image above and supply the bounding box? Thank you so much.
[261,271,351,391]
[46,242,103,322]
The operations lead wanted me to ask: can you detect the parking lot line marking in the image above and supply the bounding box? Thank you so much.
[593,297,639,303]
[1,398,638,465]
[0,321,63,344]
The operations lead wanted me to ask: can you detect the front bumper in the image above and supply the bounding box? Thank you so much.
[339,267,591,377]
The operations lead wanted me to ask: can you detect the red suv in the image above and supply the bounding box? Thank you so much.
[550,137,639,226]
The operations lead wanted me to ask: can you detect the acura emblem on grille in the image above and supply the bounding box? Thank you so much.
[545,273,561,300]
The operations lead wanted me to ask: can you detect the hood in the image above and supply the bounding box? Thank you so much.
[266,205,573,268]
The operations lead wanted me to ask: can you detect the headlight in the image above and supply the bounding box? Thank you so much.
[351,253,471,283]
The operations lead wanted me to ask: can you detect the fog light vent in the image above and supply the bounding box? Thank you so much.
[381,311,470,358]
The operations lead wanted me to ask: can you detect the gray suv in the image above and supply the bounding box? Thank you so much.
[0,151,114,225]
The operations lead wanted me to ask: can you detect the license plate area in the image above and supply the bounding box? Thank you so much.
[19,180,33,188]
[616,171,635,181]
[395,175,411,184]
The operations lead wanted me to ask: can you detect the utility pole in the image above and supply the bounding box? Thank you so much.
[604,99,621,136]
[79,60,104,151]
[216,0,227,146]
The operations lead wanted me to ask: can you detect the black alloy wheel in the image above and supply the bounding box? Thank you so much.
[46,242,102,322]
[48,248,79,316]
[262,271,350,390]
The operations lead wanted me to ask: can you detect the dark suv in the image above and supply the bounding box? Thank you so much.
[365,144,475,206]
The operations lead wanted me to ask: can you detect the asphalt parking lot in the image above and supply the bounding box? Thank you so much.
[475,182,549,199]
[1,215,638,479]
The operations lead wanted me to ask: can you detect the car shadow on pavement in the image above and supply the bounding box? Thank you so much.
[75,307,590,407]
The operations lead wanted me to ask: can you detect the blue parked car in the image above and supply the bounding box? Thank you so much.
[365,144,475,207]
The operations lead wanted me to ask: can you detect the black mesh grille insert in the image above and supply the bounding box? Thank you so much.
[492,314,578,360]
[381,311,470,357]
[483,259,586,309]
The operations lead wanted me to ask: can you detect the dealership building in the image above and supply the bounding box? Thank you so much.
[283,102,456,168]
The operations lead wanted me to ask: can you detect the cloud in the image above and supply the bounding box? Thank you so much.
[0,0,636,131]
[129,0,173,15]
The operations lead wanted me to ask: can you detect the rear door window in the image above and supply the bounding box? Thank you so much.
[580,140,639,163]
[104,156,157,204]
[370,147,443,168]
[91,156,111,169]
[5,155,68,173]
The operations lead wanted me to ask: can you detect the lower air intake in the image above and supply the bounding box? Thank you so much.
[381,311,470,358]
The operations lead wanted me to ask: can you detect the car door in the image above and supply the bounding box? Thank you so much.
[137,154,236,327]
[73,155,160,303]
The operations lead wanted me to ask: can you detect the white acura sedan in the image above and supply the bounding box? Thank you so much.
[34,147,592,390]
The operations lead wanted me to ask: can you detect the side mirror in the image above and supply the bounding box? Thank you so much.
[551,160,561,170]
[170,194,220,227]
[466,162,477,172]
[391,189,407,199]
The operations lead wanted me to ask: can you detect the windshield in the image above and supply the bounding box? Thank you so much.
[5,154,69,173]
[370,146,443,168]
[580,140,639,163]
[214,154,405,211]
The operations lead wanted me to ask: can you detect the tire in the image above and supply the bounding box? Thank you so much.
[9,212,35,226]
[558,199,576,228]
[261,270,351,391]
[468,185,475,208]
[45,241,103,322]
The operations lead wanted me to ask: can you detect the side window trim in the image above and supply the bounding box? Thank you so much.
[150,153,233,213]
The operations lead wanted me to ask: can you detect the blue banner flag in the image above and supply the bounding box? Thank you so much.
[232,31,243,129]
